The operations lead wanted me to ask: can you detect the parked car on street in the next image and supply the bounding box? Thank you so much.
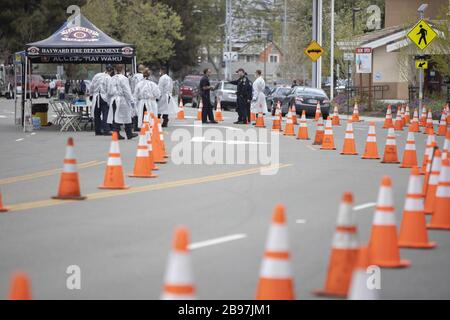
[279,86,331,118]
[266,86,293,114]
[179,75,202,108]
[211,81,237,110]
[26,74,50,99]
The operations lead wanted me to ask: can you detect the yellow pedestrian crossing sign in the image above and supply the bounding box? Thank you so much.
[416,60,428,69]
[407,19,437,50]
[304,41,324,62]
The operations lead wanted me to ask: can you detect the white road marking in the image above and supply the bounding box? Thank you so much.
[296,219,307,224]
[15,138,24,142]
[191,137,269,145]
[307,145,317,151]
[353,202,376,211]
[188,234,247,250]
[0,115,7,119]
[174,124,243,132]
[31,132,36,135]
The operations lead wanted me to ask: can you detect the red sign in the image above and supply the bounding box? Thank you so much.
[356,48,372,54]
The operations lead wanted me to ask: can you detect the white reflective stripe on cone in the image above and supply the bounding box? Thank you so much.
[65,146,75,160]
[107,156,122,166]
[332,232,359,249]
[386,138,396,146]
[367,136,377,142]
[63,163,77,173]
[405,143,416,151]
[164,252,194,284]
[436,185,450,197]
[110,141,120,154]
[407,176,423,194]
[376,186,394,207]
[137,149,148,157]
[404,198,424,211]
[336,203,354,226]
[260,259,292,278]
[265,225,289,252]
[345,133,354,139]
[373,211,396,225]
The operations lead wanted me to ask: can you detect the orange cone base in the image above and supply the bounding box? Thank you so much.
[52,195,86,200]
[381,160,400,164]
[371,259,411,268]
[256,279,294,300]
[98,185,130,190]
[0,208,9,212]
[399,241,437,249]
[427,224,450,230]
[341,151,358,155]
[128,173,157,178]
[362,155,380,159]
[155,160,167,164]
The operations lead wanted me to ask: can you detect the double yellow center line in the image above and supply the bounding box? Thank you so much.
[5,164,291,213]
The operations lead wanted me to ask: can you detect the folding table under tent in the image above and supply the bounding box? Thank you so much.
[20,12,136,130]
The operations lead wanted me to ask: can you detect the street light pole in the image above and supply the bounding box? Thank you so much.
[418,4,428,115]
[312,0,322,89]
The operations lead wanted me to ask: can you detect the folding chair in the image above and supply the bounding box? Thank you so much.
[49,100,64,126]
[59,101,82,132]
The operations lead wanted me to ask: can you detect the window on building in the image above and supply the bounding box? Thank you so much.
[246,55,253,63]
[269,54,279,63]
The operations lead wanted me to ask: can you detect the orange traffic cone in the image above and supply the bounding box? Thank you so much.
[409,109,420,133]
[297,110,309,140]
[421,135,436,174]
[352,103,360,122]
[283,111,295,136]
[161,227,196,300]
[128,127,157,178]
[52,138,85,200]
[320,117,335,150]
[437,112,448,136]
[99,132,129,190]
[152,115,168,163]
[400,105,406,127]
[424,110,434,135]
[381,128,400,164]
[256,205,295,300]
[424,148,441,214]
[314,102,322,121]
[314,192,359,297]
[255,112,265,128]
[368,176,411,268]
[399,167,436,248]
[8,272,32,300]
[155,115,168,158]
[291,105,298,125]
[215,99,224,122]
[348,246,379,300]
[428,158,450,230]
[341,120,358,155]
[197,100,203,121]
[420,107,427,127]
[177,100,185,120]
[394,111,403,131]
[272,105,282,132]
[143,113,159,171]
[400,132,418,168]
[444,131,450,155]
[404,104,411,124]
[0,190,8,212]
[362,122,380,159]
[382,105,394,129]
[251,110,257,123]
[313,116,324,145]
[332,105,341,126]
[447,105,450,125]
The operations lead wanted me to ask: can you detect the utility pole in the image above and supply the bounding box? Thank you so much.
[224,0,233,81]
[312,0,322,89]
[330,0,335,100]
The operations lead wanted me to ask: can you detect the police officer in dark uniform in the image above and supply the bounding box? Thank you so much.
[230,68,253,124]
[199,68,217,124]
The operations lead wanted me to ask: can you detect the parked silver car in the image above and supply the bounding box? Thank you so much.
[211,81,237,110]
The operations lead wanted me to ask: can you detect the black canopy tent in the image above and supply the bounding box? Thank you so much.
[20,12,136,129]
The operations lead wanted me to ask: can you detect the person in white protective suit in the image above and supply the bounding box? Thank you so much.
[90,64,114,136]
[107,64,138,140]
[130,64,145,132]
[157,66,178,127]
[251,69,268,125]
[134,68,161,128]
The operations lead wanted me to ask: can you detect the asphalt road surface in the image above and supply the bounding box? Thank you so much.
[0,97,449,300]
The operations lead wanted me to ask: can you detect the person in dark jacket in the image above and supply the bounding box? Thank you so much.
[199,68,217,124]
[230,68,252,124]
